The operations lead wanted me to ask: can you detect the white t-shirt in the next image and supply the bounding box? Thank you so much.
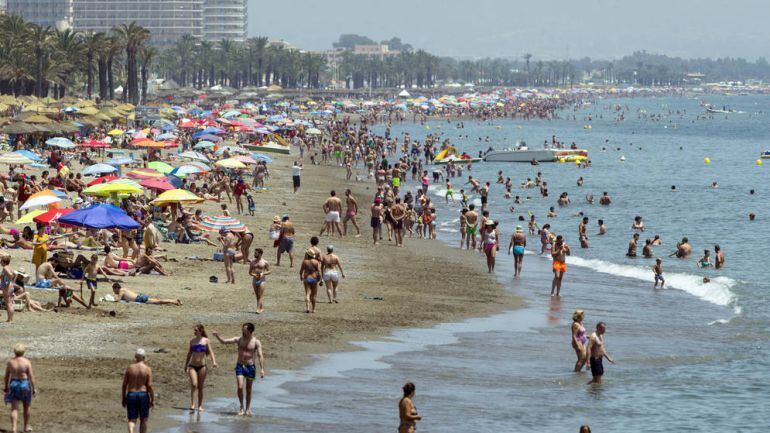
[292,165,302,177]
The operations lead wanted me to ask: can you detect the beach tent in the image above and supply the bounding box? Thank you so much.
[59,203,139,230]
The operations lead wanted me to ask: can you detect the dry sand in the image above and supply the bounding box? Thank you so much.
[0,153,519,432]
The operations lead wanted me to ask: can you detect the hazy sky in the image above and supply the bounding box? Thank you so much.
[247,0,769,60]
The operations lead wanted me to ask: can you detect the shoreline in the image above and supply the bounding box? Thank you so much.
[0,150,520,432]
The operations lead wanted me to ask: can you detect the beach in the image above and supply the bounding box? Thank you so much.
[0,152,518,433]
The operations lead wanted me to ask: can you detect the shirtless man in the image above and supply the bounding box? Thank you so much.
[277,216,295,267]
[321,246,345,303]
[213,323,265,416]
[599,191,611,205]
[465,176,481,194]
[390,197,407,247]
[371,199,384,245]
[37,257,88,308]
[81,254,110,308]
[343,189,361,236]
[669,237,692,258]
[5,343,36,433]
[122,348,154,433]
[479,182,489,212]
[714,245,725,269]
[587,322,615,384]
[627,233,639,258]
[135,247,171,276]
[320,190,343,237]
[597,219,607,235]
[110,283,181,306]
[464,204,479,250]
[578,217,589,248]
[102,245,135,276]
[248,248,271,314]
[551,235,571,297]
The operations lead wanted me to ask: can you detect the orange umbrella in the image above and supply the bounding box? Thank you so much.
[126,168,165,179]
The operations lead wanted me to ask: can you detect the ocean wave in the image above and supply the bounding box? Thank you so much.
[565,256,738,308]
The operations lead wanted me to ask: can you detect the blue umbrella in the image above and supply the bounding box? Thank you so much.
[45,137,76,148]
[156,133,177,141]
[252,153,273,163]
[58,203,139,230]
[193,141,215,149]
[195,134,222,142]
[166,174,183,188]
[12,150,42,162]
[82,163,118,176]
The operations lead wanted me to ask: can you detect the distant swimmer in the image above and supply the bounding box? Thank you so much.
[651,235,662,246]
[642,239,654,258]
[597,219,607,235]
[698,249,713,268]
[711,181,719,189]
[551,235,570,297]
[653,258,665,288]
[631,215,645,231]
[669,237,692,258]
[508,225,527,277]
[714,245,725,269]
[599,192,611,205]
[398,382,421,433]
[547,207,557,218]
[578,217,589,248]
[671,185,677,192]
[626,233,639,257]
[587,322,615,384]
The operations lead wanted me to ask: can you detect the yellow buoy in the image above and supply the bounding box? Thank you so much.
[757,159,763,166]
[704,157,711,165]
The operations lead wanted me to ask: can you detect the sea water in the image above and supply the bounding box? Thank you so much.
[166,95,769,432]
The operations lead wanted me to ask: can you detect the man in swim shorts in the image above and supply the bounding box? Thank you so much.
[587,322,614,384]
[464,204,479,250]
[213,323,265,416]
[111,283,181,306]
[371,199,383,245]
[277,215,295,267]
[5,343,36,433]
[551,235,570,296]
[320,190,343,237]
[122,348,154,433]
[343,189,361,236]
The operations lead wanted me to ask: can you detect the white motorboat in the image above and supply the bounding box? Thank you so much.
[483,147,588,163]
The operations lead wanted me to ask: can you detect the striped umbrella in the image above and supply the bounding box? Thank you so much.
[0,153,33,165]
[196,215,247,232]
[20,189,63,210]
[126,168,165,179]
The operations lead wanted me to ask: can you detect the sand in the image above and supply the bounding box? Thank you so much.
[0,153,519,432]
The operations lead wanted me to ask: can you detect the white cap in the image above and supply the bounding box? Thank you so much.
[135,348,146,358]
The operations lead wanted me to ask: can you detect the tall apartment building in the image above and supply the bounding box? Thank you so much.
[6,0,246,47]
[202,0,247,42]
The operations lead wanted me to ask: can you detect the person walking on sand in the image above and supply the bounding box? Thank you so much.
[184,324,217,412]
[277,215,295,267]
[321,246,346,304]
[249,248,271,314]
[587,322,615,384]
[571,310,589,372]
[4,343,36,433]
[300,250,322,313]
[371,198,384,245]
[320,190,343,237]
[343,189,361,236]
[391,197,407,247]
[508,225,527,277]
[219,229,238,284]
[122,348,154,433]
[213,323,265,417]
[551,235,570,297]
[399,382,422,433]
[291,161,302,193]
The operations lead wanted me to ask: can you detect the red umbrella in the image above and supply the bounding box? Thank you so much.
[79,139,111,148]
[178,120,198,128]
[126,168,165,180]
[87,174,119,186]
[33,208,74,225]
[139,178,175,191]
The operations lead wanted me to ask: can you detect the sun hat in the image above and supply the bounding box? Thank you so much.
[135,348,146,358]
[515,225,523,232]
[273,215,281,222]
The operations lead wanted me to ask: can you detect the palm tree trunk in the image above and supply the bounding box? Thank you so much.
[108,57,115,100]
[98,58,108,99]
[86,51,94,98]
[141,64,148,104]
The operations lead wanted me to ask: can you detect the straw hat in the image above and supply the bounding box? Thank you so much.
[572,310,585,322]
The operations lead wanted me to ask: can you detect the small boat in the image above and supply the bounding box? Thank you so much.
[432,146,480,165]
[244,141,290,155]
[484,147,588,163]
[705,104,735,114]
[760,151,770,159]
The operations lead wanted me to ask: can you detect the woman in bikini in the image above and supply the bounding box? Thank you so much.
[237,229,254,265]
[102,245,135,276]
[482,220,500,273]
[299,250,321,313]
[184,324,217,412]
[571,310,589,372]
[398,382,421,433]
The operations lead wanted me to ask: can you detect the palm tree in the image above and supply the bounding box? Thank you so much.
[139,45,156,104]
[114,22,150,104]
[523,53,532,86]
[27,23,54,97]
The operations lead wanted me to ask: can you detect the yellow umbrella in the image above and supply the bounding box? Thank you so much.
[15,210,45,224]
[215,158,247,169]
[150,189,204,205]
[24,114,53,124]
[82,180,143,196]
[77,106,99,116]
[107,129,125,136]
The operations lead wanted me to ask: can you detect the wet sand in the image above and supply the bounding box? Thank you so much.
[0,153,519,432]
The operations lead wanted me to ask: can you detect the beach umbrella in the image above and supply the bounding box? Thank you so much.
[150,189,204,205]
[156,133,177,141]
[193,141,215,149]
[11,150,43,162]
[233,155,258,165]
[126,168,165,180]
[87,174,119,186]
[215,158,247,169]
[106,156,135,166]
[45,137,76,149]
[306,127,322,135]
[196,215,247,232]
[215,145,249,155]
[82,163,118,176]
[170,164,209,177]
[139,178,175,192]
[178,151,210,162]
[14,210,46,225]
[59,203,139,230]
[82,180,143,197]
[20,189,63,210]
[79,139,111,148]
[0,153,34,165]
[195,134,222,142]
[147,161,174,174]
[252,153,273,163]
[33,208,74,225]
